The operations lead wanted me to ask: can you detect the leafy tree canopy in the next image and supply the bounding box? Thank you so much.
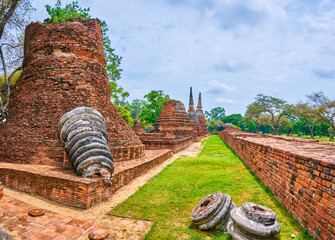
[138,90,170,126]
[205,106,225,121]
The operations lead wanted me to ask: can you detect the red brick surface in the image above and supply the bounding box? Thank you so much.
[134,100,203,152]
[0,18,144,166]
[0,195,109,239]
[0,150,172,209]
[219,129,335,240]
[157,100,195,138]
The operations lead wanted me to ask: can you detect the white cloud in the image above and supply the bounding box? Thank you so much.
[30,0,335,115]
[217,98,239,104]
[206,80,235,95]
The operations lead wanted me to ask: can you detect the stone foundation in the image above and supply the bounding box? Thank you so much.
[0,150,172,209]
[140,135,194,153]
[219,129,335,240]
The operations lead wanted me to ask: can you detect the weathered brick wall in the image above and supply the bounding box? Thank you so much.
[219,129,335,240]
[0,18,144,166]
[140,135,194,153]
[0,150,172,208]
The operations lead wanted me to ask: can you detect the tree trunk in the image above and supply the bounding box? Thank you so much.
[0,46,7,121]
[305,121,314,139]
[256,123,259,134]
[287,129,291,136]
[329,126,334,141]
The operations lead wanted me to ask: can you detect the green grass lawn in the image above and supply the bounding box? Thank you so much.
[110,135,314,240]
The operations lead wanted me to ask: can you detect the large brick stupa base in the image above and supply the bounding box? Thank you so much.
[0,18,144,167]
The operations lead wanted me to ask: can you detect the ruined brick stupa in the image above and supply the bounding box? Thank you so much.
[157,99,195,138]
[0,18,145,167]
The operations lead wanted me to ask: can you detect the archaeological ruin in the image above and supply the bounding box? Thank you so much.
[134,88,209,153]
[0,18,177,209]
[219,128,335,240]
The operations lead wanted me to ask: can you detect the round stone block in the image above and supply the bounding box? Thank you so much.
[28,208,45,217]
[228,202,281,239]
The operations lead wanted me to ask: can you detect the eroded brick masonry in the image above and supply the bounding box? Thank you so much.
[219,129,335,240]
[0,18,144,167]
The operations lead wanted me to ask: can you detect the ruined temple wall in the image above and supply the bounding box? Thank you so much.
[219,129,335,240]
[0,19,144,166]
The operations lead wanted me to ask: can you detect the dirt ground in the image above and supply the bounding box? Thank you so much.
[4,141,205,240]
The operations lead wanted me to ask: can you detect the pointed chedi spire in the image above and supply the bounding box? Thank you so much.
[197,92,202,111]
[189,87,194,112]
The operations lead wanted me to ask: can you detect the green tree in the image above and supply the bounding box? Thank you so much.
[293,102,317,139]
[129,99,145,119]
[251,94,293,135]
[307,92,335,141]
[205,107,225,121]
[138,90,170,125]
[244,102,263,133]
[222,114,245,130]
[0,0,32,123]
[115,105,133,126]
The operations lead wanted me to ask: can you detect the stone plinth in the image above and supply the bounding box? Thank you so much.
[0,18,144,166]
[0,149,172,209]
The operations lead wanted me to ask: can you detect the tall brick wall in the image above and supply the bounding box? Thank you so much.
[219,129,335,240]
[0,18,144,166]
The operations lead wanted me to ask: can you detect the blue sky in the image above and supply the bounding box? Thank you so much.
[31,0,335,115]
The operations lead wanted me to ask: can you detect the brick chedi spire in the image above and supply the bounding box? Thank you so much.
[187,87,199,125]
[196,92,209,135]
[196,92,203,114]
[189,87,194,112]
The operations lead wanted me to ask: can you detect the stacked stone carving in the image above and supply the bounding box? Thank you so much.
[0,18,144,167]
[192,192,281,239]
[228,202,281,239]
[191,191,236,231]
[57,107,114,179]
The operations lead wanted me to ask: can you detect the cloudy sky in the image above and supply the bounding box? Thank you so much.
[31,0,335,115]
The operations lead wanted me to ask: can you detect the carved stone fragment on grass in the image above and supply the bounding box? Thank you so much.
[227,202,281,239]
[191,191,236,231]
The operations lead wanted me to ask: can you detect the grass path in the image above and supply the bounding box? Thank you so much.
[110,135,314,240]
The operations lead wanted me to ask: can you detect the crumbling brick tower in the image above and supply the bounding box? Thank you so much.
[0,18,144,166]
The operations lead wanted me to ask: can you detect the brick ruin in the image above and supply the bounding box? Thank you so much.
[0,18,177,208]
[133,88,209,152]
[135,100,195,152]
[187,87,209,140]
[219,129,335,240]
[0,18,144,166]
